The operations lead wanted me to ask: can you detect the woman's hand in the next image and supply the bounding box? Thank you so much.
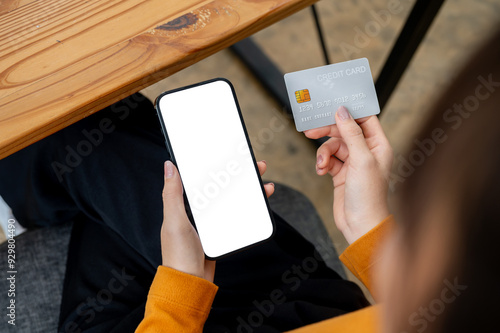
[304,106,393,244]
[160,160,274,282]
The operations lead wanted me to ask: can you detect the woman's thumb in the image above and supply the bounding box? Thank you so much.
[163,161,185,217]
[335,106,370,159]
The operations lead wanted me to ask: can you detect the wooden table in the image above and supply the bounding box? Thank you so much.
[0,0,316,159]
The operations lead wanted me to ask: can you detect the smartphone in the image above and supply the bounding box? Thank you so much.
[155,78,275,259]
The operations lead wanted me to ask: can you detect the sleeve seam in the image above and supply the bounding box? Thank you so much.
[342,254,363,280]
[147,293,214,314]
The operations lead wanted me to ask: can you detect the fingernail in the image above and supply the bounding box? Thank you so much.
[316,167,324,174]
[165,161,174,178]
[269,182,275,187]
[262,160,267,165]
[336,106,351,121]
[316,155,323,166]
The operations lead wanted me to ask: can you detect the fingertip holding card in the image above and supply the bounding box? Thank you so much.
[284,58,380,132]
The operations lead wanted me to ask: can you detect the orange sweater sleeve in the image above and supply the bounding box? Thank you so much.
[287,215,394,333]
[340,214,395,298]
[135,265,218,333]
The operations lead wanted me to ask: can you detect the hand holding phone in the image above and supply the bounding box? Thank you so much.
[161,160,216,281]
[156,79,275,259]
[160,160,274,280]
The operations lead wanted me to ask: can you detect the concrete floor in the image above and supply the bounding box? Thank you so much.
[1,0,499,290]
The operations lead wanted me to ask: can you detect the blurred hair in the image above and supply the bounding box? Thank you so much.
[398,28,500,332]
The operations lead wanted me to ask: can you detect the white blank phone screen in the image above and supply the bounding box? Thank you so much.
[158,80,274,258]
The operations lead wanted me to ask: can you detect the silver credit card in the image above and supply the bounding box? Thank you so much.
[284,58,380,132]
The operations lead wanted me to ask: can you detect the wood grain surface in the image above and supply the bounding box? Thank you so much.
[0,0,316,159]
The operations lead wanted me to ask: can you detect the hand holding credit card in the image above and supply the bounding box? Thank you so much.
[284,58,380,132]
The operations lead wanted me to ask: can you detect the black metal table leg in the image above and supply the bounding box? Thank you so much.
[375,0,445,111]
